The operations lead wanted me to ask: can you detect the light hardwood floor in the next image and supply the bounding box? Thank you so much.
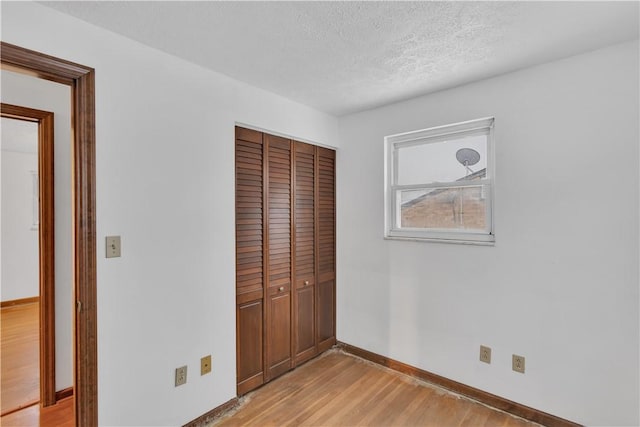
[1,302,39,415]
[0,302,74,427]
[0,397,74,427]
[213,351,540,427]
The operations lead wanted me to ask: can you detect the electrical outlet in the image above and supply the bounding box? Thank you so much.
[201,355,212,375]
[512,354,525,374]
[175,365,187,386]
[479,345,491,364]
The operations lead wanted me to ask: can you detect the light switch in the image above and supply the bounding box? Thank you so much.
[106,236,121,258]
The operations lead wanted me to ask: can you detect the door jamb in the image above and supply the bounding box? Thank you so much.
[1,103,56,406]
[1,42,98,425]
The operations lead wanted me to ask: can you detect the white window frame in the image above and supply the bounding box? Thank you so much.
[384,117,495,245]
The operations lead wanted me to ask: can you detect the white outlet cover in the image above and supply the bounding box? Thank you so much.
[175,365,187,386]
[512,354,525,373]
[479,345,491,364]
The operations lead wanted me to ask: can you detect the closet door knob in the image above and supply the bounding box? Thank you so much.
[304,280,309,286]
[278,286,284,292]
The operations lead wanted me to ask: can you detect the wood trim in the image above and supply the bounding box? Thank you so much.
[182,397,239,427]
[2,41,98,426]
[313,146,321,353]
[2,103,56,407]
[55,387,74,401]
[0,296,40,308]
[72,56,98,427]
[332,153,336,342]
[261,133,270,382]
[290,139,297,367]
[0,44,89,86]
[38,105,56,408]
[337,342,582,427]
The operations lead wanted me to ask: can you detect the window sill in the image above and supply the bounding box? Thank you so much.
[384,233,495,246]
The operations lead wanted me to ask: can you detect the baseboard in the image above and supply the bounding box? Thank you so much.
[183,397,239,427]
[1,296,39,308]
[337,341,581,427]
[55,387,74,401]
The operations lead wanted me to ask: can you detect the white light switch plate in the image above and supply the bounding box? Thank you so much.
[106,236,121,258]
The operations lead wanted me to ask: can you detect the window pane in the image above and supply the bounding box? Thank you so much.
[396,134,487,185]
[399,186,487,231]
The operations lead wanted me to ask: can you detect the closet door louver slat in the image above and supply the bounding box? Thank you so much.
[265,135,292,380]
[294,142,316,363]
[317,147,336,350]
[235,127,265,395]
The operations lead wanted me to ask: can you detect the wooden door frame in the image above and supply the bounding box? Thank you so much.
[1,42,98,425]
[1,103,56,407]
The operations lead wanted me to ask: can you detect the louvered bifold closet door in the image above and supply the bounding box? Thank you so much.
[317,147,336,352]
[293,142,317,363]
[265,134,293,380]
[235,127,265,395]
[236,126,335,394]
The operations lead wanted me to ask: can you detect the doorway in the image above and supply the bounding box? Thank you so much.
[1,42,97,425]
[1,105,55,415]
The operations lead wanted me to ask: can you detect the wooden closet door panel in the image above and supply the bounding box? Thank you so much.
[317,147,336,351]
[318,279,335,341]
[235,127,265,394]
[237,300,264,395]
[293,142,316,362]
[266,288,291,379]
[265,134,292,379]
[295,285,315,357]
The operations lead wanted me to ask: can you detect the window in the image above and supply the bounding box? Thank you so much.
[384,117,495,244]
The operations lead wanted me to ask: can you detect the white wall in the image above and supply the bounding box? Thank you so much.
[1,147,39,300]
[1,2,339,426]
[337,40,639,426]
[0,72,74,392]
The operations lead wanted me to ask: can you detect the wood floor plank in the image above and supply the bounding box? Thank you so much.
[484,409,509,427]
[1,302,39,415]
[303,364,390,426]
[370,382,432,426]
[348,379,407,426]
[255,357,364,426]
[427,393,472,426]
[0,396,74,427]
[0,302,74,426]
[401,388,442,427]
[460,405,493,427]
[212,351,540,427]
[284,358,373,426]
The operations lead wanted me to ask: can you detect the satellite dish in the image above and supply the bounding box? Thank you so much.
[456,148,480,166]
[456,148,481,178]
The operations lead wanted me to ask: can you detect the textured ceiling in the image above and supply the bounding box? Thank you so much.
[40,1,639,116]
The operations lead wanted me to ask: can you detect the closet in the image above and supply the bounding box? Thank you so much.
[235,126,336,395]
